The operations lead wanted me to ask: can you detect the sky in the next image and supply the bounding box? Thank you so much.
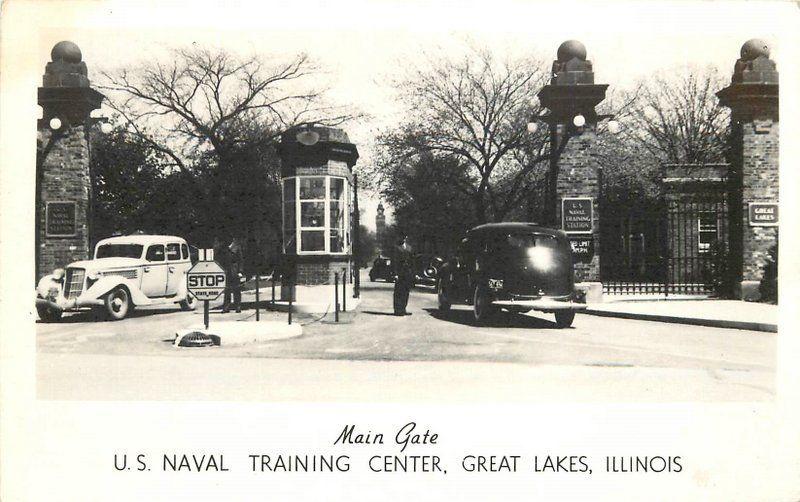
[15,0,797,230]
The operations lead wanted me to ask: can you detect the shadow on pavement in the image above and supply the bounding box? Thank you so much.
[361,310,402,317]
[423,307,562,329]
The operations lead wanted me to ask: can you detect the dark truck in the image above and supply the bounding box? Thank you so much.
[436,223,586,327]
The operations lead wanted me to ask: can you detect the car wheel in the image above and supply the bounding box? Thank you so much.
[437,279,451,311]
[473,283,497,323]
[554,311,575,328]
[104,286,131,321]
[36,304,62,322]
[180,293,198,311]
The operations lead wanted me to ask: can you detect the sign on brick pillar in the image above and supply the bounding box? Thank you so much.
[37,125,93,280]
[717,39,779,301]
[555,129,601,283]
[537,40,608,298]
[36,42,105,281]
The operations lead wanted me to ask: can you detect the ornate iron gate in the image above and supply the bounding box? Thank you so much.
[600,197,729,295]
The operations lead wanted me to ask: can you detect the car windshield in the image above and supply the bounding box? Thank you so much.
[95,244,144,259]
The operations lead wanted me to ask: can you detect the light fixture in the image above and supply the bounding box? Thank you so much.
[49,117,62,130]
[607,120,621,134]
[100,122,113,134]
[296,125,320,146]
[572,114,586,127]
[526,122,538,134]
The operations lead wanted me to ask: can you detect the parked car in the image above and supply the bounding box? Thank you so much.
[35,235,198,322]
[436,223,586,327]
[369,255,395,282]
[413,254,445,287]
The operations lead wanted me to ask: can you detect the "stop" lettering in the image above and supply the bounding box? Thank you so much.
[188,274,226,288]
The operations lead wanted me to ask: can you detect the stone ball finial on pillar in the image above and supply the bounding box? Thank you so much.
[550,39,594,86]
[729,38,778,85]
[50,41,83,64]
[740,39,770,60]
[557,40,587,62]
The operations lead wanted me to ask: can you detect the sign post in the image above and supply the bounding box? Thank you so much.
[186,253,226,330]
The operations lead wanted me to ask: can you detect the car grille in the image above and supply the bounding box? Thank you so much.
[64,268,85,300]
[100,269,138,280]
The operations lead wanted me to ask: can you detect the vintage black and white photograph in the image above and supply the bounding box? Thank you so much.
[29,17,780,402]
[2,0,798,500]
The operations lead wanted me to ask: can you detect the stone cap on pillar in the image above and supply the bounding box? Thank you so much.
[38,41,104,127]
[278,124,359,173]
[717,39,778,118]
[538,40,608,123]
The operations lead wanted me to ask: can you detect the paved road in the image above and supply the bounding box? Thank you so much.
[36,275,775,401]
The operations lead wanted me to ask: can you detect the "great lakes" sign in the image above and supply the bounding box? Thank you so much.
[748,202,778,227]
[562,197,594,234]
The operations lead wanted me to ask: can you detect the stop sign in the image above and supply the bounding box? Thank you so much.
[187,261,227,301]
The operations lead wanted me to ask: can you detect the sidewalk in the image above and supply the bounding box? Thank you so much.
[584,297,778,333]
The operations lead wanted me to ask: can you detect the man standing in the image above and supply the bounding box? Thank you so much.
[393,235,415,316]
[223,237,244,313]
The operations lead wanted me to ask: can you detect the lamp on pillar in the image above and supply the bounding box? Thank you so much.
[533,40,609,300]
[36,41,105,281]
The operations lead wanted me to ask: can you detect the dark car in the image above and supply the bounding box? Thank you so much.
[369,256,395,282]
[436,223,586,328]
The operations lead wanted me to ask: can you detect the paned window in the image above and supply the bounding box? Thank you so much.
[698,212,718,254]
[282,176,350,254]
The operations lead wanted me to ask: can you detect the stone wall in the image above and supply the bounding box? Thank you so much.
[36,125,91,279]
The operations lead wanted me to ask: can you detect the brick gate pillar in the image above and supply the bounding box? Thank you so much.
[717,39,779,301]
[36,41,104,281]
[537,40,608,298]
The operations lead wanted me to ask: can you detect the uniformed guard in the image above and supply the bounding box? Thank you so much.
[223,237,244,313]
[393,235,415,316]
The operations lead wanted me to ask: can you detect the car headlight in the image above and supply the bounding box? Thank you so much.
[52,268,65,280]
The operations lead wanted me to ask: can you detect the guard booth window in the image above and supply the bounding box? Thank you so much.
[282,176,349,255]
[698,212,718,254]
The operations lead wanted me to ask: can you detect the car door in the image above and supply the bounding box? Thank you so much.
[164,242,184,296]
[141,244,169,297]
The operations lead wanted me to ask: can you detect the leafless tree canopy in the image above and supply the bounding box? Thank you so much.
[625,66,730,166]
[100,47,356,171]
[371,49,551,223]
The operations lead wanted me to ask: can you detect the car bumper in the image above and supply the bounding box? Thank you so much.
[491,298,587,312]
[36,295,103,312]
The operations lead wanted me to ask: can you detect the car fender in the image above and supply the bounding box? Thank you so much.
[36,275,60,298]
[84,276,150,305]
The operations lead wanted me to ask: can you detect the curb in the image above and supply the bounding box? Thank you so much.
[582,308,777,333]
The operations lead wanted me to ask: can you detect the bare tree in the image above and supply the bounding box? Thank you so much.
[373,48,551,223]
[100,47,356,172]
[625,66,730,166]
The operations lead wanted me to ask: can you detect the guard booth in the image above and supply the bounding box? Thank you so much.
[278,125,359,303]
